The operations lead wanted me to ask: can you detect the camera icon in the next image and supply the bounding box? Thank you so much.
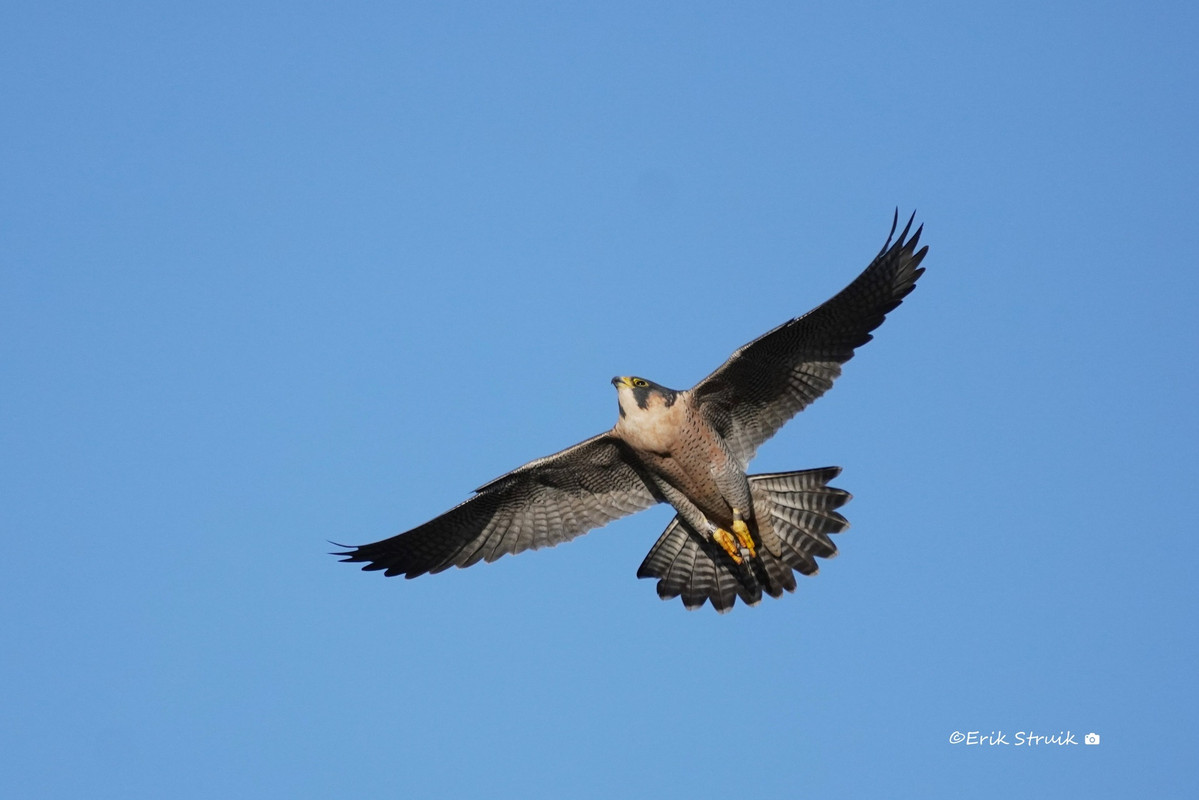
[1084,733,1100,745]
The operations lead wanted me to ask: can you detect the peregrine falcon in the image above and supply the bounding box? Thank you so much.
[336,212,928,612]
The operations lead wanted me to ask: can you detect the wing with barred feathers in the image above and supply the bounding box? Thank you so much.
[336,433,661,578]
[692,212,927,464]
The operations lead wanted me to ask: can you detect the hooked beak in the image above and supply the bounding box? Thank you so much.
[611,376,631,388]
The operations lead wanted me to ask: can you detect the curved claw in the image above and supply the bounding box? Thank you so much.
[713,528,744,564]
[731,508,757,558]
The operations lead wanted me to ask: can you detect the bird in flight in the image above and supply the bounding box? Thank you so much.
[336,212,928,612]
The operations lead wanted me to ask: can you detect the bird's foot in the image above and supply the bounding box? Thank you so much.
[712,528,744,564]
[731,508,757,559]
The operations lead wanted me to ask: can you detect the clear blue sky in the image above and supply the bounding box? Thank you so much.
[3,1,1196,797]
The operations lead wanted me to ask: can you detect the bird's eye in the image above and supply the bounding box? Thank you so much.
[632,378,649,388]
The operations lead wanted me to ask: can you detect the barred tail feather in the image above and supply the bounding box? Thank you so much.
[638,517,759,612]
[754,466,851,571]
[636,467,851,613]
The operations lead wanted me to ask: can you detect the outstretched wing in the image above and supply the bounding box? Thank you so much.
[335,433,661,578]
[692,211,928,463]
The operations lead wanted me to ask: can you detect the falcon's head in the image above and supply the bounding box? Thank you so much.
[611,375,679,418]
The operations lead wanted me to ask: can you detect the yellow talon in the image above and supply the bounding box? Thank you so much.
[732,509,757,558]
[713,528,743,564]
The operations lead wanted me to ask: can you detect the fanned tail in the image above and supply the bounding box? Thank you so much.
[636,467,851,613]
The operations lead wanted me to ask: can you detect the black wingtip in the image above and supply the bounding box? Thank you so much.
[877,209,924,262]
[907,224,924,252]
[330,541,370,563]
[879,208,900,255]
[880,208,919,256]
[897,210,916,245]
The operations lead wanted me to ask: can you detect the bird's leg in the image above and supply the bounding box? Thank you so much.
[731,507,757,559]
[712,527,744,564]
[700,515,738,566]
[711,509,757,565]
